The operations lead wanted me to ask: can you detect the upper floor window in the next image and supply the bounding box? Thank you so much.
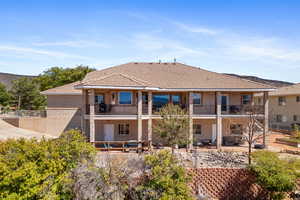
[278,96,286,106]
[193,124,202,135]
[95,94,104,104]
[192,93,202,105]
[142,93,148,104]
[297,96,300,102]
[153,94,169,106]
[171,94,181,105]
[118,91,132,105]
[241,95,251,105]
[118,124,129,135]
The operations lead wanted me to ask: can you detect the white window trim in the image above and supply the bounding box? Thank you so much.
[118,91,133,105]
[193,93,202,105]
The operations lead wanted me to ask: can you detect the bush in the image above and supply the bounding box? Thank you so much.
[0,129,95,200]
[131,150,194,200]
[250,150,300,200]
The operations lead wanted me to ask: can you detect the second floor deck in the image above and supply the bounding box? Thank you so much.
[83,90,265,116]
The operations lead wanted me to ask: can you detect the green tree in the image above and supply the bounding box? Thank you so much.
[250,150,300,200]
[10,77,46,110]
[0,83,11,106]
[36,66,95,91]
[133,150,193,200]
[154,104,189,153]
[0,129,96,200]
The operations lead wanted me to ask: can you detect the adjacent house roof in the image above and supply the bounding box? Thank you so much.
[41,81,81,95]
[76,62,274,91]
[268,83,300,96]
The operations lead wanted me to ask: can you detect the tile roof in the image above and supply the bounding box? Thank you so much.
[268,83,300,96]
[41,81,81,95]
[78,62,274,90]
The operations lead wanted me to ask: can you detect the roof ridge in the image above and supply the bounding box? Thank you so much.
[179,63,274,89]
[83,72,150,86]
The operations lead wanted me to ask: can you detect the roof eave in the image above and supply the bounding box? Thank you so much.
[74,85,275,92]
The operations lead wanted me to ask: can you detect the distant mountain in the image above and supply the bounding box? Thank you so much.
[225,74,294,88]
[0,72,36,89]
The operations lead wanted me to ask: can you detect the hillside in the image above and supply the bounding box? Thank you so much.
[0,72,36,89]
[225,74,294,88]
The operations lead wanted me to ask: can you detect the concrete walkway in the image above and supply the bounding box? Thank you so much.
[0,119,56,140]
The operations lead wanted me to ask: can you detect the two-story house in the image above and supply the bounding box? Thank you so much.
[43,62,274,150]
[255,83,300,131]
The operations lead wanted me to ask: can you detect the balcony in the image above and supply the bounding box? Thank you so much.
[222,105,264,115]
[86,104,137,115]
[152,103,188,114]
[193,105,216,115]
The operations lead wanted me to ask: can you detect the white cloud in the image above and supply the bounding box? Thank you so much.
[173,22,218,35]
[132,33,208,59]
[0,45,91,60]
[32,40,108,48]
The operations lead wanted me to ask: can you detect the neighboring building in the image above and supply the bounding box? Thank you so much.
[255,83,300,131]
[44,62,274,149]
[41,81,82,136]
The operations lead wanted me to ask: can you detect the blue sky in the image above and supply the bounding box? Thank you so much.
[0,0,300,82]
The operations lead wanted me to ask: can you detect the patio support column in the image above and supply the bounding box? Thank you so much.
[89,89,95,145]
[188,92,194,151]
[148,91,152,148]
[263,91,269,148]
[138,91,143,150]
[216,92,222,149]
[81,89,87,135]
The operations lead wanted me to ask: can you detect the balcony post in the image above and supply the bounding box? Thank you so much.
[188,92,194,151]
[216,92,222,149]
[263,91,269,147]
[148,91,152,148]
[81,89,87,135]
[89,89,95,145]
[138,91,143,150]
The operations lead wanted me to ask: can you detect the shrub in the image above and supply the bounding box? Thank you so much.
[0,129,95,200]
[250,150,300,200]
[132,150,194,200]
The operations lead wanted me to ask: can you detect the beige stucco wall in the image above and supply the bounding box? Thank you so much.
[268,95,300,130]
[47,95,82,108]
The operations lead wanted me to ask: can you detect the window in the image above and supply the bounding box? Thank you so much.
[118,91,132,104]
[118,124,129,135]
[142,93,148,104]
[171,94,181,105]
[153,94,169,107]
[297,96,300,102]
[95,94,104,104]
[193,124,202,135]
[276,115,282,122]
[241,95,251,105]
[294,115,298,122]
[230,124,243,135]
[192,93,202,105]
[257,97,262,105]
[278,96,286,106]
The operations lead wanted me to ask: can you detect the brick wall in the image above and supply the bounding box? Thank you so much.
[189,168,267,200]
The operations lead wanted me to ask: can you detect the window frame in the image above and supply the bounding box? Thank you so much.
[241,94,251,105]
[193,124,202,135]
[278,96,286,106]
[118,123,130,135]
[118,91,133,105]
[192,93,202,105]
